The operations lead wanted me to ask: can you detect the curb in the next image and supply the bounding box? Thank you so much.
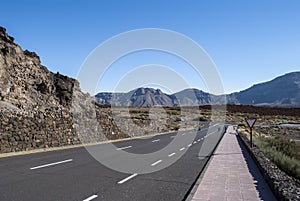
[236,131,300,201]
[236,133,280,200]
[184,125,227,201]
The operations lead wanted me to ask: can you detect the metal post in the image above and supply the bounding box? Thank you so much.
[250,128,253,148]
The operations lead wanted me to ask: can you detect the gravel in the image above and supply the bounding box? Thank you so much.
[238,133,300,201]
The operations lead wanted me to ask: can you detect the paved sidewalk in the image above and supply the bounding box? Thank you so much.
[190,126,276,201]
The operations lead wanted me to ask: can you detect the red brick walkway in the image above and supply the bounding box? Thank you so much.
[190,126,276,201]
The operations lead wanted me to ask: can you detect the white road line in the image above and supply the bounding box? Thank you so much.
[208,130,217,135]
[117,173,138,184]
[151,160,162,166]
[152,139,160,142]
[116,146,132,150]
[30,159,73,170]
[168,153,176,157]
[170,136,175,138]
[83,194,98,201]
[179,147,185,151]
[188,144,192,147]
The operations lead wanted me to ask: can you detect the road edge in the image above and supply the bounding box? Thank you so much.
[0,127,199,159]
[184,124,228,201]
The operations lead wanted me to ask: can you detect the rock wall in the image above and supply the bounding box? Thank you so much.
[0,107,78,152]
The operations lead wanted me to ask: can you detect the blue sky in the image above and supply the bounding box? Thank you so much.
[1,0,299,94]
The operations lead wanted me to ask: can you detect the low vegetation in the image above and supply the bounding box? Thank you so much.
[256,136,300,179]
[239,126,300,179]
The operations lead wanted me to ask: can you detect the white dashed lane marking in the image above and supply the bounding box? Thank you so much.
[116,146,132,150]
[168,153,176,157]
[151,160,162,166]
[30,159,73,170]
[179,147,185,151]
[83,194,98,201]
[117,173,138,184]
[152,139,160,143]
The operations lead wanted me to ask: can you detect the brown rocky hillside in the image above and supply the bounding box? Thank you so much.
[0,26,117,153]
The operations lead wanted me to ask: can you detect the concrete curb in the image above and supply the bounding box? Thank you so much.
[184,125,227,201]
[236,131,294,201]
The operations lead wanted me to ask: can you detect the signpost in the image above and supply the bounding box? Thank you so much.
[245,118,257,148]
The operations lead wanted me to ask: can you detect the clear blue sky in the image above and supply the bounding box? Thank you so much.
[1,0,299,94]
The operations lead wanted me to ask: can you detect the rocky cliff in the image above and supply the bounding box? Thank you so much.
[0,26,85,152]
[0,27,77,110]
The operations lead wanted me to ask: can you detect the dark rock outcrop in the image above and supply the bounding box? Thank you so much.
[0,27,14,43]
[53,73,75,106]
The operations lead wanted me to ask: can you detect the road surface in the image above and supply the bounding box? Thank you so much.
[0,122,225,201]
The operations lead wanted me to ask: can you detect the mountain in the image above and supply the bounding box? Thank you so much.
[171,89,213,106]
[95,88,216,107]
[95,88,174,107]
[95,72,300,107]
[95,88,219,107]
[228,72,300,106]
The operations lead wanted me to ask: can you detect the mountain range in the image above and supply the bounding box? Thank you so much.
[95,72,300,107]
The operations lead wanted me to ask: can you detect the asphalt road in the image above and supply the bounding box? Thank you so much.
[0,122,225,201]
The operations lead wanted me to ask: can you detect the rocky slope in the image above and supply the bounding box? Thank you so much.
[0,26,77,111]
[0,26,115,153]
[228,71,300,106]
[0,26,85,152]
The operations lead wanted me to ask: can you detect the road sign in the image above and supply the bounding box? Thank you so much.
[245,118,257,148]
[245,118,256,129]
